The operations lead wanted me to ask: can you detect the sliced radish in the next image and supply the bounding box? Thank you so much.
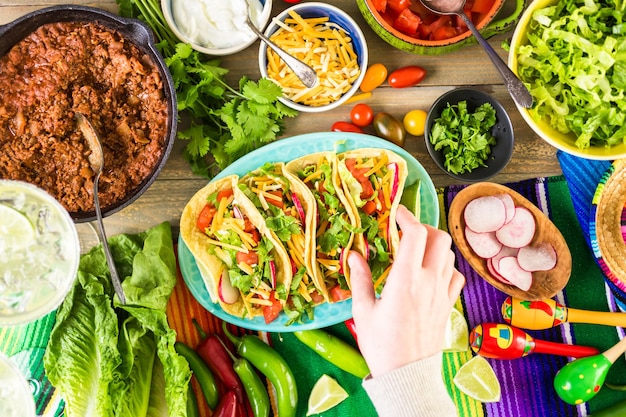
[289,258,298,275]
[494,194,516,224]
[292,193,306,229]
[338,247,346,275]
[487,257,511,285]
[269,260,277,288]
[465,227,502,259]
[464,196,507,233]
[495,207,535,248]
[387,162,400,201]
[232,204,244,219]
[219,270,240,304]
[497,256,533,291]
[492,245,519,266]
[518,242,557,272]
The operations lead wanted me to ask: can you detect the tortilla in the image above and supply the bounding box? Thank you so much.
[286,152,359,295]
[336,148,408,291]
[235,162,326,306]
[180,175,291,319]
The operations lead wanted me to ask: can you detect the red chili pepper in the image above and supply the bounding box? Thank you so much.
[212,390,244,417]
[344,318,359,345]
[192,320,249,413]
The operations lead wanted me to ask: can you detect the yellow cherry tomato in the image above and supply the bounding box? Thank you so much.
[403,109,428,136]
[359,63,388,93]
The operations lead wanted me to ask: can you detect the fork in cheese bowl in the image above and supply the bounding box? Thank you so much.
[259,2,368,112]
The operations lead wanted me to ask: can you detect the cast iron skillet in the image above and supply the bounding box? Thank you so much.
[0,5,177,223]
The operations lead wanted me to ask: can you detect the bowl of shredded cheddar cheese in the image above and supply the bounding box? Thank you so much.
[258,2,368,112]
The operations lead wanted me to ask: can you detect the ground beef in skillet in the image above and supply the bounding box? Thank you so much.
[0,21,168,213]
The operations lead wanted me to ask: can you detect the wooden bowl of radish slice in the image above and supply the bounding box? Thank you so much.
[448,182,572,300]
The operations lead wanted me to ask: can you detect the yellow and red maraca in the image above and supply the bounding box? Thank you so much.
[502,296,626,330]
[469,323,599,360]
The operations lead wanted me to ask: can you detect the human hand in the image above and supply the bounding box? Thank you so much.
[349,205,465,378]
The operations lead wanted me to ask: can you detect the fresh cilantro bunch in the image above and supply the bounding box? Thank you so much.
[429,100,497,175]
[117,0,298,178]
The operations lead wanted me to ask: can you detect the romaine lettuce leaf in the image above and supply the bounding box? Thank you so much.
[44,222,190,417]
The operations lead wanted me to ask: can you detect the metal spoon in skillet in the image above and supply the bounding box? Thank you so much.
[76,112,127,304]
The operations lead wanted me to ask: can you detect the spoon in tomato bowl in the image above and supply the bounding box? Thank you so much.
[419,0,533,108]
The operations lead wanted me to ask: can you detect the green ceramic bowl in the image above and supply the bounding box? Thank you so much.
[356,0,526,55]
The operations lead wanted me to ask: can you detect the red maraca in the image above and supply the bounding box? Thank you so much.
[469,323,600,359]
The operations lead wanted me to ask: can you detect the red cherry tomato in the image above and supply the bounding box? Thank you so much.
[360,63,388,93]
[331,121,364,133]
[283,0,301,3]
[388,66,427,88]
[350,103,374,127]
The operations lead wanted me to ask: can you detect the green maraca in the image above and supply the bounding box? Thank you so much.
[554,336,626,405]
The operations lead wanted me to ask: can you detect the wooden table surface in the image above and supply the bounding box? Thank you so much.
[0,0,562,242]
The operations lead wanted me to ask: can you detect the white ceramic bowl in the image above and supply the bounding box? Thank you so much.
[258,2,368,113]
[161,0,272,56]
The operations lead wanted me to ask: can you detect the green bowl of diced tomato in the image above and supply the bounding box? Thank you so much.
[356,0,526,55]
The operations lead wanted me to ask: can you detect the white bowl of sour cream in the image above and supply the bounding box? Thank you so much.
[161,0,272,56]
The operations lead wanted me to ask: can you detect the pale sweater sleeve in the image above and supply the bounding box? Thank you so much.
[362,353,458,417]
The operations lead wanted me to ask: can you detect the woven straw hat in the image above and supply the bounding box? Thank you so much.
[594,159,626,285]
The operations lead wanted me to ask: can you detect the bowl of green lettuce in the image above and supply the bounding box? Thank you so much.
[509,0,626,160]
[425,88,514,182]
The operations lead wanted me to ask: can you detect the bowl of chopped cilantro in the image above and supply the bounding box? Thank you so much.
[509,0,626,160]
[425,88,514,182]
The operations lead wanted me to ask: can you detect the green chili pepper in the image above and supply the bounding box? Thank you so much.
[222,323,298,417]
[293,329,370,378]
[606,382,626,391]
[234,357,271,417]
[589,398,626,416]
[186,383,200,417]
[174,341,220,410]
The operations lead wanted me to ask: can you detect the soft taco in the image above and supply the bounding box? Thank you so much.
[336,148,408,293]
[236,162,326,324]
[285,151,360,301]
[180,175,292,322]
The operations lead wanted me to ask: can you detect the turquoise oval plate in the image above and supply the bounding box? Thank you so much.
[177,132,439,331]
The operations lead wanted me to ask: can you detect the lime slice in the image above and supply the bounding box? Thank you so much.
[307,374,349,416]
[400,180,421,218]
[453,355,501,403]
[0,205,35,250]
[442,307,469,352]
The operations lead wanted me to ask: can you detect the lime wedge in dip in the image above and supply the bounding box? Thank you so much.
[0,204,35,251]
